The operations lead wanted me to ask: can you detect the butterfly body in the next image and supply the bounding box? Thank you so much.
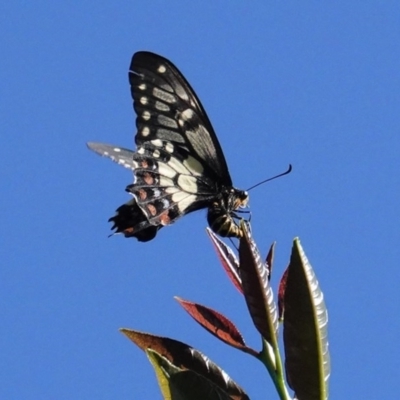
[207,188,249,238]
[88,51,248,241]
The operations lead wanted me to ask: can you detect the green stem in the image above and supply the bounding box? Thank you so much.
[258,338,292,400]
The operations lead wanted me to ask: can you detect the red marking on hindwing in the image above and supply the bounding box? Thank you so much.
[159,211,171,225]
[138,189,147,200]
[143,172,154,185]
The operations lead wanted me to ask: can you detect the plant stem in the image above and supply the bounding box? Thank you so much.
[258,338,292,400]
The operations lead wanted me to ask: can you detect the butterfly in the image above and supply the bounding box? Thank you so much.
[87,51,249,242]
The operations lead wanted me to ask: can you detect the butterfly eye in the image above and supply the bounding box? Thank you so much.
[240,192,249,207]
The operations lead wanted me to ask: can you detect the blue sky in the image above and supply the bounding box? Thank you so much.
[1,2,399,399]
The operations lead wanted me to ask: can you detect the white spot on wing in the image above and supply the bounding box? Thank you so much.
[140,97,148,105]
[142,111,151,120]
[182,108,194,119]
[158,64,167,73]
[178,108,195,127]
[177,175,198,194]
[161,198,170,207]
[165,142,174,153]
[151,139,163,147]
[138,147,145,155]
[138,83,146,90]
[153,149,160,158]
[142,127,150,137]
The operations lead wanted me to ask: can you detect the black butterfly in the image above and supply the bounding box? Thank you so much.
[88,51,248,242]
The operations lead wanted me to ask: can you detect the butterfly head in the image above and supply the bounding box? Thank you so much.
[234,189,249,209]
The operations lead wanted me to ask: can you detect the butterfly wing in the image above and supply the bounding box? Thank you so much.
[87,142,161,241]
[88,51,238,240]
[108,198,160,242]
[130,51,232,186]
[87,142,135,170]
[124,52,235,227]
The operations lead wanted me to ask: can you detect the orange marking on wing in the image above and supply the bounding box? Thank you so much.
[138,189,147,200]
[159,211,171,226]
[143,172,154,185]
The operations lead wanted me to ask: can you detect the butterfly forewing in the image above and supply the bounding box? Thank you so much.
[130,52,232,185]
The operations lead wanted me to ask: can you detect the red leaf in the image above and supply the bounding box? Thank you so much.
[176,297,258,356]
[238,222,279,345]
[265,242,276,279]
[278,266,289,320]
[207,228,243,294]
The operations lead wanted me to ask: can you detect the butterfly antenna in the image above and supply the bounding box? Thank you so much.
[247,164,292,191]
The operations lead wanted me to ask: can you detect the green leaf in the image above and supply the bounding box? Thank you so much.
[146,349,180,399]
[147,350,231,400]
[283,238,330,400]
[120,329,250,400]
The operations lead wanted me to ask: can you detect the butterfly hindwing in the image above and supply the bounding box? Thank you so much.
[109,198,160,242]
[127,140,215,226]
[86,142,136,171]
[86,142,161,241]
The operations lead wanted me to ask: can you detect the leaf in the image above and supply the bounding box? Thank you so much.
[278,267,289,321]
[176,297,258,356]
[238,221,279,347]
[283,238,330,400]
[147,349,179,399]
[265,242,276,279]
[207,228,243,294]
[148,350,232,400]
[120,329,250,400]
[170,370,233,400]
